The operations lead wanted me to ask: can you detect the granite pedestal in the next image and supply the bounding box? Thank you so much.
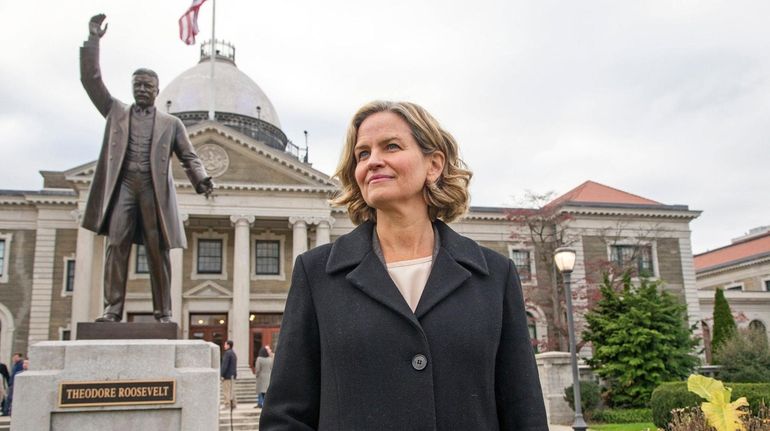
[11,340,220,431]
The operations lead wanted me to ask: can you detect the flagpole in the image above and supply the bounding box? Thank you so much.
[208,0,216,120]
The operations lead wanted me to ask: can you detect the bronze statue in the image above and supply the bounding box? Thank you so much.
[80,14,214,323]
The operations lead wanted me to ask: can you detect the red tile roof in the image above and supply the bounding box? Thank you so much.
[694,233,770,271]
[546,180,661,208]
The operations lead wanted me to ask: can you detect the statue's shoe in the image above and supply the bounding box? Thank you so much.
[95,314,120,323]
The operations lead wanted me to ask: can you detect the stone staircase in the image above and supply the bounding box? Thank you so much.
[219,376,261,430]
[0,416,7,431]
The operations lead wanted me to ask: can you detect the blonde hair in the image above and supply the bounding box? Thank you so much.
[331,100,472,225]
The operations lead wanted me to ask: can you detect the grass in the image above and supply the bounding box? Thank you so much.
[588,424,657,431]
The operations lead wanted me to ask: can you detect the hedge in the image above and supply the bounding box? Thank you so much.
[591,408,653,424]
[650,381,770,428]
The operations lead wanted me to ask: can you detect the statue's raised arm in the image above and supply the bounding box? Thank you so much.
[80,13,112,117]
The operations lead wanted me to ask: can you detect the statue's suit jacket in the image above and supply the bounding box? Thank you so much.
[79,42,207,249]
[260,220,548,431]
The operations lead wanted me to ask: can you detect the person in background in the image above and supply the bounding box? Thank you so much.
[254,346,273,409]
[220,340,237,410]
[0,361,8,416]
[6,353,23,416]
[260,101,548,430]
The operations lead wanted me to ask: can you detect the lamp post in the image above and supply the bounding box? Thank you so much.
[554,247,588,431]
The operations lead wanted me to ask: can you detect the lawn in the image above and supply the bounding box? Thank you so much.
[588,424,657,431]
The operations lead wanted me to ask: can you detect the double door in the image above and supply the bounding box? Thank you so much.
[250,327,280,371]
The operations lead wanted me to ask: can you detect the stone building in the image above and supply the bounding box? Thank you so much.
[0,40,703,372]
[695,226,770,361]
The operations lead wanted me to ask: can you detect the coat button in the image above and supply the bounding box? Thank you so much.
[411,354,428,371]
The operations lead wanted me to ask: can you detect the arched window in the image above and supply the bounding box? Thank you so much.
[526,311,538,352]
[749,320,767,335]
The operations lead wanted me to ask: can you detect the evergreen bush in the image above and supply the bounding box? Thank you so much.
[714,327,770,383]
[582,272,699,408]
[711,288,737,356]
[563,380,602,416]
[591,407,653,424]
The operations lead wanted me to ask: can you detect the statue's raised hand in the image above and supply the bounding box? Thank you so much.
[89,14,108,38]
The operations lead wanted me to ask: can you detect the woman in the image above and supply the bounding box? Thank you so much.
[260,101,547,430]
[254,346,273,409]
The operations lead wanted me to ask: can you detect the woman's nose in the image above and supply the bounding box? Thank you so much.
[367,149,384,168]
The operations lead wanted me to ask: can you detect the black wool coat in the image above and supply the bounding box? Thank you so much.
[260,220,548,430]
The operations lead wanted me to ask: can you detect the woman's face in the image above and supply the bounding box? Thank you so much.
[353,111,443,216]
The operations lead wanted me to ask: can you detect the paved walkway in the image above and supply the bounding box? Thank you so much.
[550,426,574,431]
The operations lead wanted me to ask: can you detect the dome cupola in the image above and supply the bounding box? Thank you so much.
[157,40,288,151]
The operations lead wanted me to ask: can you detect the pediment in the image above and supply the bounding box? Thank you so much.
[184,281,232,298]
[172,122,336,189]
[60,121,338,192]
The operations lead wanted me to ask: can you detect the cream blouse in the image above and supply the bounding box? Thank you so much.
[386,256,433,312]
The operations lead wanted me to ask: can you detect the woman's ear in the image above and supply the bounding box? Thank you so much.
[427,151,446,183]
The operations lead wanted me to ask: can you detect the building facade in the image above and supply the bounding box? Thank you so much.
[0,41,703,371]
[695,226,770,361]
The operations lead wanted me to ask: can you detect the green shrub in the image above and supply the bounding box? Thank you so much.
[564,380,602,415]
[591,408,652,424]
[583,272,698,408]
[650,382,702,428]
[714,328,770,383]
[712,288,737,356]
[649,381,770,428]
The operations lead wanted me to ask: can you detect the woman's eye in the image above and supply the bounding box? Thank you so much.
[386,143,400,151]
[356,150,370,161]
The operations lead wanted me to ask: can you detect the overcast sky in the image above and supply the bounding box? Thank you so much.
[1,1,768,254]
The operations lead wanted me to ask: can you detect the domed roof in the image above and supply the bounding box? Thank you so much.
[157,42,281,128]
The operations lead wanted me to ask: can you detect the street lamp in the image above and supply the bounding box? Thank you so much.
[554,247,588,431]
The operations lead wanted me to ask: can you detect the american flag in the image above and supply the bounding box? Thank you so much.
[179,0,208,45]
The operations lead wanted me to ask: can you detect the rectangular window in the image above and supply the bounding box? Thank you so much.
[135,245,149,274]
[0,239,5,277]
[611,245,654,277]
[510,250,531,282]
[725,285,743,291]
[61,329,71,341]
[65,259,76,292]
[765,280,770,292]
[197,239,223,274]
[255,240,280,275]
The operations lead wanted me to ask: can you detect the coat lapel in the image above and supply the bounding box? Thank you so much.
[328,222,419,326]
[346,252,420,326]
[414,249,471,319]
[415,221,490,319]
[151,112,171,167]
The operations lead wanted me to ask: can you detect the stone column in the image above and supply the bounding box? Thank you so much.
[71,211,95,339]
[289,217,308,263]
[230,215,255,377]
[535,352,577,426]
[28,227,57,344]
[315,218,334,246]
[170,248,184,324]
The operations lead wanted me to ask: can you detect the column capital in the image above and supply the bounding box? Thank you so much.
[290,216,335,227]
[230,215,255,226]
[310,216,336,227]
[288,216,309,226]
[70,209,82,223]
[181,213,190,226]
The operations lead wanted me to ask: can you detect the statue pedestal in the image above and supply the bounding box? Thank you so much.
[11,340,220,431]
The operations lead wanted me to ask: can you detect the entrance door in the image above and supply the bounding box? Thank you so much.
[249,313,283,369]
[250,327,280,370]
[189,313,228,357]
